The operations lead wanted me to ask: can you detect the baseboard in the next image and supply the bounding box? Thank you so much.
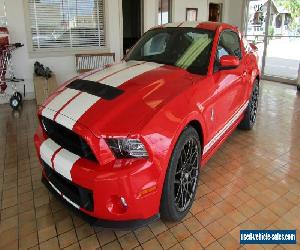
[24,92,35,101]
[0,92,35,104]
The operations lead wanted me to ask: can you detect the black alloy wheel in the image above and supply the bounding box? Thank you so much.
[174,138,199,212]
[160,126,201,221]
[249,83,259,124]
[238,80,259,130]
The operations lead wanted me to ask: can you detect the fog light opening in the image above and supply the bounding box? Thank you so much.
[107,195,128,214]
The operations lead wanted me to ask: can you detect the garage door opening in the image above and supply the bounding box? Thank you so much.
[122,0,143,55]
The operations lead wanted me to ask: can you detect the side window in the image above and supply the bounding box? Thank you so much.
[216,30,242,61]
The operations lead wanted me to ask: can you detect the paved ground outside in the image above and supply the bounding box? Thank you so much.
[256,38,300,80]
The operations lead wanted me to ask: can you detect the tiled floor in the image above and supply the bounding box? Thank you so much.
[0,81,300,250]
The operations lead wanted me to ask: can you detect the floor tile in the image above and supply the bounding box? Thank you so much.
[0,81,299,249]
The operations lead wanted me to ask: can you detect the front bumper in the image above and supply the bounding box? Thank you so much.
[42,177,159,229]
[34,126,163,225]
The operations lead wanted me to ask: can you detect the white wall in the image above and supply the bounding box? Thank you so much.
[1,0,244,104]
[172,0,209,22]
[226,0,245,29]
[172,0,244,28]
[144,0,158,31]
[3,0,122,102]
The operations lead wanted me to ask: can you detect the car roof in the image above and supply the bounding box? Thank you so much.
[153,21,238,32]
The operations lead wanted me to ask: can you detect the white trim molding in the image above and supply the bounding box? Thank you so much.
[203,101,249,155]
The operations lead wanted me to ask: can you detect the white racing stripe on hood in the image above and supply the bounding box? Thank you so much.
[84,60,143,82]
[43,61,162,130]
[55,92,100,130]
[42,61,140,117]
[42,88,80,120]
[101,62,162,87]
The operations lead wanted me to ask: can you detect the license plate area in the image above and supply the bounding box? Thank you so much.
[42,161,94,211]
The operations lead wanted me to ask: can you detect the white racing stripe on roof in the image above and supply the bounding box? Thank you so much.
[40,138,61,168]
[42,88,80,120]
[164,22,182,27]
[101,62,162,87]
[164,22,199,28]
[55,92,100,130]
[52,148,80,181]
[180,22,199,28]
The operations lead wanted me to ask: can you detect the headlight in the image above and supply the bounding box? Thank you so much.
[106,138,148,158]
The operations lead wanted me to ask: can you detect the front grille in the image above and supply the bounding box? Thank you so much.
[41,116,97,162]
[42,161,94,211]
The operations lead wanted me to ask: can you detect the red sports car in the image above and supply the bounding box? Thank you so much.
[34,22,260,228]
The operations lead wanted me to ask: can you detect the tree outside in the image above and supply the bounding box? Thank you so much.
[274,0,300,33]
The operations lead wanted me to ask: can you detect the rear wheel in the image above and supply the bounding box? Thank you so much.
[10,95,21,110]
[15,92,23,103]
[160,126,201,221]
[238,80,259,130]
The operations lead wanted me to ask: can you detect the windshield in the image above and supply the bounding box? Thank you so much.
[126,28,214,75]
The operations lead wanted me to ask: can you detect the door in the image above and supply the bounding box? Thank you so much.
[212,30,246,134]
[208,3,223,22]
[122,0,143,55]
[244,0,300,84]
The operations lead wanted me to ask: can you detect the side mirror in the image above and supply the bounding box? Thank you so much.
[123,48,131,60]
[219,55,240,70]
[249,43,258,52]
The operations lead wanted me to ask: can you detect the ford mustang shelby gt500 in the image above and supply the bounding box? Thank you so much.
[34,22,260,228]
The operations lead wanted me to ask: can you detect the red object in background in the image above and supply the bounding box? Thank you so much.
[34,22,260,228]
[0,27,9,46]
[0,27,9,92]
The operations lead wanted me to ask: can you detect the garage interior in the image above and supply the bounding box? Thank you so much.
[0,0,300,249]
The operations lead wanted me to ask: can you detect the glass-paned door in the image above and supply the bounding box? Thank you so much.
[264,0,300,80]
[245,0,267,71]
[244,0,300,82]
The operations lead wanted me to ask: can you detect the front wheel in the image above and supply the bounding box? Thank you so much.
[238,80,259,130]
[160,126,201,221]
[10,96,21,110]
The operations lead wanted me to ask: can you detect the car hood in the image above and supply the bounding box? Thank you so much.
[41,60,194,137]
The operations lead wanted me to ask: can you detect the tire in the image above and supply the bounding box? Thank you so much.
[238,80,259,130]
[297,85,300,92]
[10,96,20,110]
[15,92,23,102]
[160,126,201,221]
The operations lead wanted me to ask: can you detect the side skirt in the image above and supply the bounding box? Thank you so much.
[200,115,244,166]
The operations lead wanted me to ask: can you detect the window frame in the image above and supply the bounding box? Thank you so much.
[158,0,172,26]
[24,0,109,58]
